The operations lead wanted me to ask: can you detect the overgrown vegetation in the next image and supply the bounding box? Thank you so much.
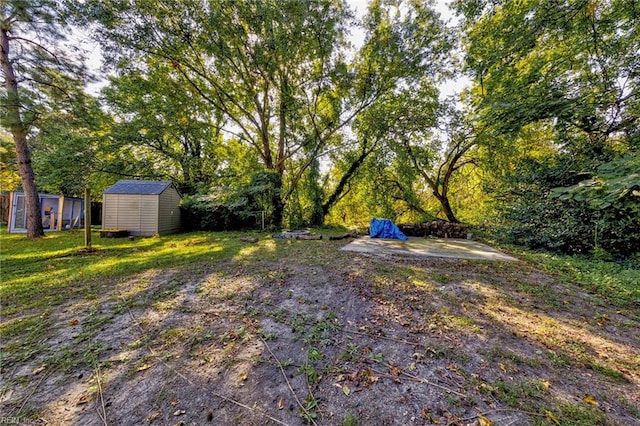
[456,1,640,259]
[180,171,283,231]
[489,151,640,259]
[2,0,639,263]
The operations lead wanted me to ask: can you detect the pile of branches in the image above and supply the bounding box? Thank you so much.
[398,221,470,239]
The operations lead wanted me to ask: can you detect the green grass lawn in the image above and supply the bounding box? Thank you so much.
[515,248,640,316]
[2,226,638,318]
[0,226,350,315]
[0,228,260,315]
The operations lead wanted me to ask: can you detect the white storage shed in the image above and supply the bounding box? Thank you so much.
[102,180,181,236]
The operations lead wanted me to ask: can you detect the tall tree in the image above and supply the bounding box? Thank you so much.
[398,108,479,223]
[86,0,453,227]
[455,0,639,154]
[102,60,224,195]
[321,0,453,222]
[455,0,640,255]
[1,0,88,237]
[85,0,356,228]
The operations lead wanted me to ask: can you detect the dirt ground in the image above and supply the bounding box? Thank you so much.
[1,237,639,425]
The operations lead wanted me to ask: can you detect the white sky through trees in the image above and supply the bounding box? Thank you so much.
[81,1,466,98]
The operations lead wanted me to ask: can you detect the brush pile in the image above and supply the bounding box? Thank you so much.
[398,221,470,239]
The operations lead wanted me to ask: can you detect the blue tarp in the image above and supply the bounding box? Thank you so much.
[369,218,408,240]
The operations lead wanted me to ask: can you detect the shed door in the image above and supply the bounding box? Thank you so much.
[12,194,26,231]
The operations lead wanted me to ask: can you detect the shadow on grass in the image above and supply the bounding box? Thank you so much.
[0,230,270,316]
[1,229,638,425]
[349,256,639,424]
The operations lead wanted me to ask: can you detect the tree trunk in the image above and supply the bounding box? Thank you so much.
[271,178,284,229]
[434,193,459,223]
[1,28,44,238]
[299,156,322,227]
[267,72,290,229]
[322,140,374,219]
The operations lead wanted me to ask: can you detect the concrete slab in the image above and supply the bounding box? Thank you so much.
[340,236,517,261]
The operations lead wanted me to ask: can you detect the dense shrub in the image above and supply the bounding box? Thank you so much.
[180,196,257,231]
[500,195,595,255]
[494,154,640,258]
[551,154,640,256]
[180,170,282,232]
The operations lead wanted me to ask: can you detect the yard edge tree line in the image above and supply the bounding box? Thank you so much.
[1,0,638,258]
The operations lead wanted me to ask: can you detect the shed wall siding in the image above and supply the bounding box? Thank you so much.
[102,194,159,236]
[157,187,181,235]
[102,194,118,230]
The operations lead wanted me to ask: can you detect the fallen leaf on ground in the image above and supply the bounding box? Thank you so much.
[239,371,249,381]
[136,364,151,372]
[146,409,161,423]
[277,397,285,410]
[336,371,358,382]
[173,409,186,416]
[583,394,599,406]
[77,394,90,405]
[389,364,401,377]
[420,406,430,419]
[616,366,631,376]
[68,319,80,326]
[361,367,379,386]
[32,365,46,375]
[478,414,493,426]
[420,406,440,424]
[545,410,560,425]
[342,384,350,396]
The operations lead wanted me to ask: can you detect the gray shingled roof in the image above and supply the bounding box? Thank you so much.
[104,180,173,195]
